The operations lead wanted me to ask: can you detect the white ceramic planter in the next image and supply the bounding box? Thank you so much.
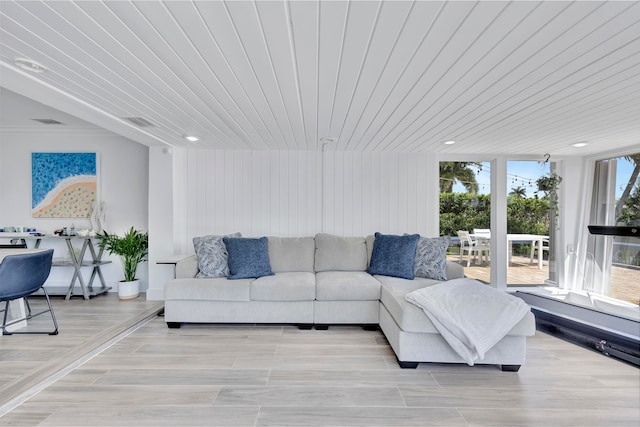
[118,279,140,300]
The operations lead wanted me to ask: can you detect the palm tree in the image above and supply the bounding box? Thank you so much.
[509,186,527,198]
[616,154,640,219]
[439,162,480,193]
[617,185,640,225]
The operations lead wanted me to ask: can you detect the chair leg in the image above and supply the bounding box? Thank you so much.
[1,300,10,335]
[1,289,58,335]
[43,288,59,335]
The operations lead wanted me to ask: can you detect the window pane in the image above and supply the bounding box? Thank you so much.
[586,154,640,307]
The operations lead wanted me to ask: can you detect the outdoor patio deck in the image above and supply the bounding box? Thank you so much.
[447,254,639,305]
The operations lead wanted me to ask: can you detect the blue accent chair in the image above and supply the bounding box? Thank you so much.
[0,249,58,335]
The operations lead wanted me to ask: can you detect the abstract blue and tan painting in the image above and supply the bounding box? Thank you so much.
[32,152,97,218]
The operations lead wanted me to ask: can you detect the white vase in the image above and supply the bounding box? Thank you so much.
[118,279,140,300]
[90,201,100,232]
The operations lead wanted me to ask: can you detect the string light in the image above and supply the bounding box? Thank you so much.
[440,168,544,193]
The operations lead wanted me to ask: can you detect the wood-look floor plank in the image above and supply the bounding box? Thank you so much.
[458,407,640,426]
[213,385,407,407]
[267,369,440,387]
[256,406,466,426]
[25,384,221,406]
[4,404,260,426]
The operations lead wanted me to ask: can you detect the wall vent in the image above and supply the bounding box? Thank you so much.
[31,118,64,125]
[123,116,154,127]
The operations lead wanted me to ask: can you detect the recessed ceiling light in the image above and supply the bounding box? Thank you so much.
[572,142,588,147]
[14,58,47,73]
[444,140,456,145]
[183,135,200,142]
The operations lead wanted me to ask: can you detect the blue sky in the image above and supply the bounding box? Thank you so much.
[615,157,637,198]
[452,156,638,199]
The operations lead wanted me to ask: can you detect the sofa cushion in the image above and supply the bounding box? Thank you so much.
[315,271,381,301]
[377,275,441,333]
[176,255,199,279]
[193,233,241,278]
[446,262,465,280]
[223,237,274,280]
[414,236,450,280]
[250,272,316,301]
[314,233,367,272]
[268,236,315,272]
[368,233,420,279]
[365,234,375,267]
[164,277,252,301]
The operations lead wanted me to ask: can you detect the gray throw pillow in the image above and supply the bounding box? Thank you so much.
[414,236,450,280]
[193,232,241,278]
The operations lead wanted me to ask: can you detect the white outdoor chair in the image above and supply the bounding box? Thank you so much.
[530,237,549,264]
[457,230,490,267]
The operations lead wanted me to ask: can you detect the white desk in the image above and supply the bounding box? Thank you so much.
[23,236,112,300]
[475,233,548,269]
[0,231,31,246]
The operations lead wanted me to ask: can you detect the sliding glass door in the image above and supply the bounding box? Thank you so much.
[506,160,558,287]
[585,154,639,307]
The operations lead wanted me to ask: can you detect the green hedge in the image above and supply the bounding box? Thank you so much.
[440,193,550,255]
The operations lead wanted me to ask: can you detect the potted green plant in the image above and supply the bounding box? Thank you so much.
[97,227,148,300]
[536,172,562,225]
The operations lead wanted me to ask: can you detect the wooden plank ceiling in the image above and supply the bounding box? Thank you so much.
[1,0,639,155]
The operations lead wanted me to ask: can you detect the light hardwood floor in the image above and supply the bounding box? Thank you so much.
[1,294,639,426]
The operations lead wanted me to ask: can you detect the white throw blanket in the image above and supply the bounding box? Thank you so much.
[405,278,530,365]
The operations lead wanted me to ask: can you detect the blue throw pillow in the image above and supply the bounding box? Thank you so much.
[368,232,420,279]
[223,237,274,280]
[414,236,450,280]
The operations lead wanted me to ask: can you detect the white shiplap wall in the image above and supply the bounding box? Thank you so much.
[322,151,435,236]
[175,149,437,252]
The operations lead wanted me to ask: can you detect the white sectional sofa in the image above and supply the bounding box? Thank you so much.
[164,233,536,371]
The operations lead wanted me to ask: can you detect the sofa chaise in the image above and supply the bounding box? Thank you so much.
[164,233,536,371]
